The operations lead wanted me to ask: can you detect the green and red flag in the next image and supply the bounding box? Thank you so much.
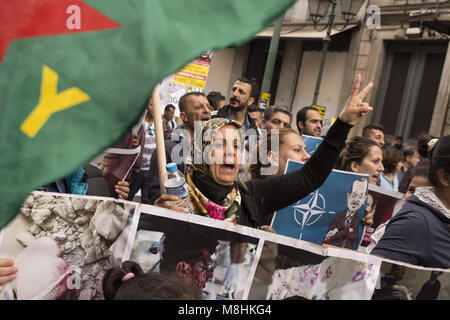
[0,0,295,228]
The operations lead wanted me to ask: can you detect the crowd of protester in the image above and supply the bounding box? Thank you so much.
[1,74,449,300]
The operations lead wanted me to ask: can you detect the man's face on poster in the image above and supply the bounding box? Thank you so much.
[191,250,214,289]
[175,249,213,296]
[346,179,368,212]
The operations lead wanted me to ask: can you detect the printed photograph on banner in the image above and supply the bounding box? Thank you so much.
[248,240,379,300]
[358,184,405,251]
[0,192,139,300]
[372,261,450,300]
[301,135,323,156]
[128,209,260,300]
[271,160,369,250]
[89,132,142,198]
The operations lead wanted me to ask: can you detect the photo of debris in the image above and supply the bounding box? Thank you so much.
[0,192,138,300]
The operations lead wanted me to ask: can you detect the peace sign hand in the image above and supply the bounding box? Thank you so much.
[338,74,374,126]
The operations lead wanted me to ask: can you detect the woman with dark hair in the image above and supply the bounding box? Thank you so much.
[397,146,420,186]
[366,161,430,253]
[372,137,450,268]
[102,261,196,300]
[334,136,384,227]
[417,132,437,163]
[247,127,310,227]
[380,148,403,192]
[335,136,384,186]
[399,161,430,195]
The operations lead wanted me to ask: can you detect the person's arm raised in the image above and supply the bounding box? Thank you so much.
[252,75,374,217]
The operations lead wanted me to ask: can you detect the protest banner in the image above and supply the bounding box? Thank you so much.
[173,51,213,89]
[89,141,142,197]
[271,160,369,251]
[159,51,213,117]
[358,184,405,250]
[126,204,386,301]
[1,192,448,300]
[372,259,450,300]
[255,242,380,300]
[0,192,139,300]
[159,76,189,116]
[124,204,261,300]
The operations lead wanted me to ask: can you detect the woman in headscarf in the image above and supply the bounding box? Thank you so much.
[154,75,373,228]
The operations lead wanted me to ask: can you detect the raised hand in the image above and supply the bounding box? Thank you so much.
[339,74,374,126]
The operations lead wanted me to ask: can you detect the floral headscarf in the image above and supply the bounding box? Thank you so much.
[186,118,244,222]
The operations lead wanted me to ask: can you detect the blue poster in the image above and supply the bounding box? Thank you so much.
[271,160,369,251]
[302,135,323,156]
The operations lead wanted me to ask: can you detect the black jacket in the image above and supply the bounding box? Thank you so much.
[372,192,450,268]
[238,118,352,228]
[214,105,259,134]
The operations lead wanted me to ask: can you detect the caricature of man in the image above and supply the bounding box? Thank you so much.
[323,178,368,249]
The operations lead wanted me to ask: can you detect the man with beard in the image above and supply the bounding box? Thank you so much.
[147,92,212,204]
[214,78,259,133]
[296,106,323,137]
[214,78,260,181]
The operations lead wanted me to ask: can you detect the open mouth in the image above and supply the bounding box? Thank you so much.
[230,98,239,105]
[221,164,235,171]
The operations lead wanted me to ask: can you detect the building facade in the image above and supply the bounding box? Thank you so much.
[205,0,450,142]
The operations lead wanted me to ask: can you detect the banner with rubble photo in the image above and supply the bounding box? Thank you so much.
[0,192,139,300]
[358,184,405,251]
[248,234,382,300]
[123,205,262,300]
[271,160,369,251]
[372,259,450,300]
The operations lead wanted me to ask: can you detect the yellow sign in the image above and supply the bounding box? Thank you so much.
[259,92,271,109]
[21,65,90,138]
[312,104,326,120]
[172,57,211,89]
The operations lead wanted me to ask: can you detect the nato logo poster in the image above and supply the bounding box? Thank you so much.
[271,160,369,251]
[302,135,323,156]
